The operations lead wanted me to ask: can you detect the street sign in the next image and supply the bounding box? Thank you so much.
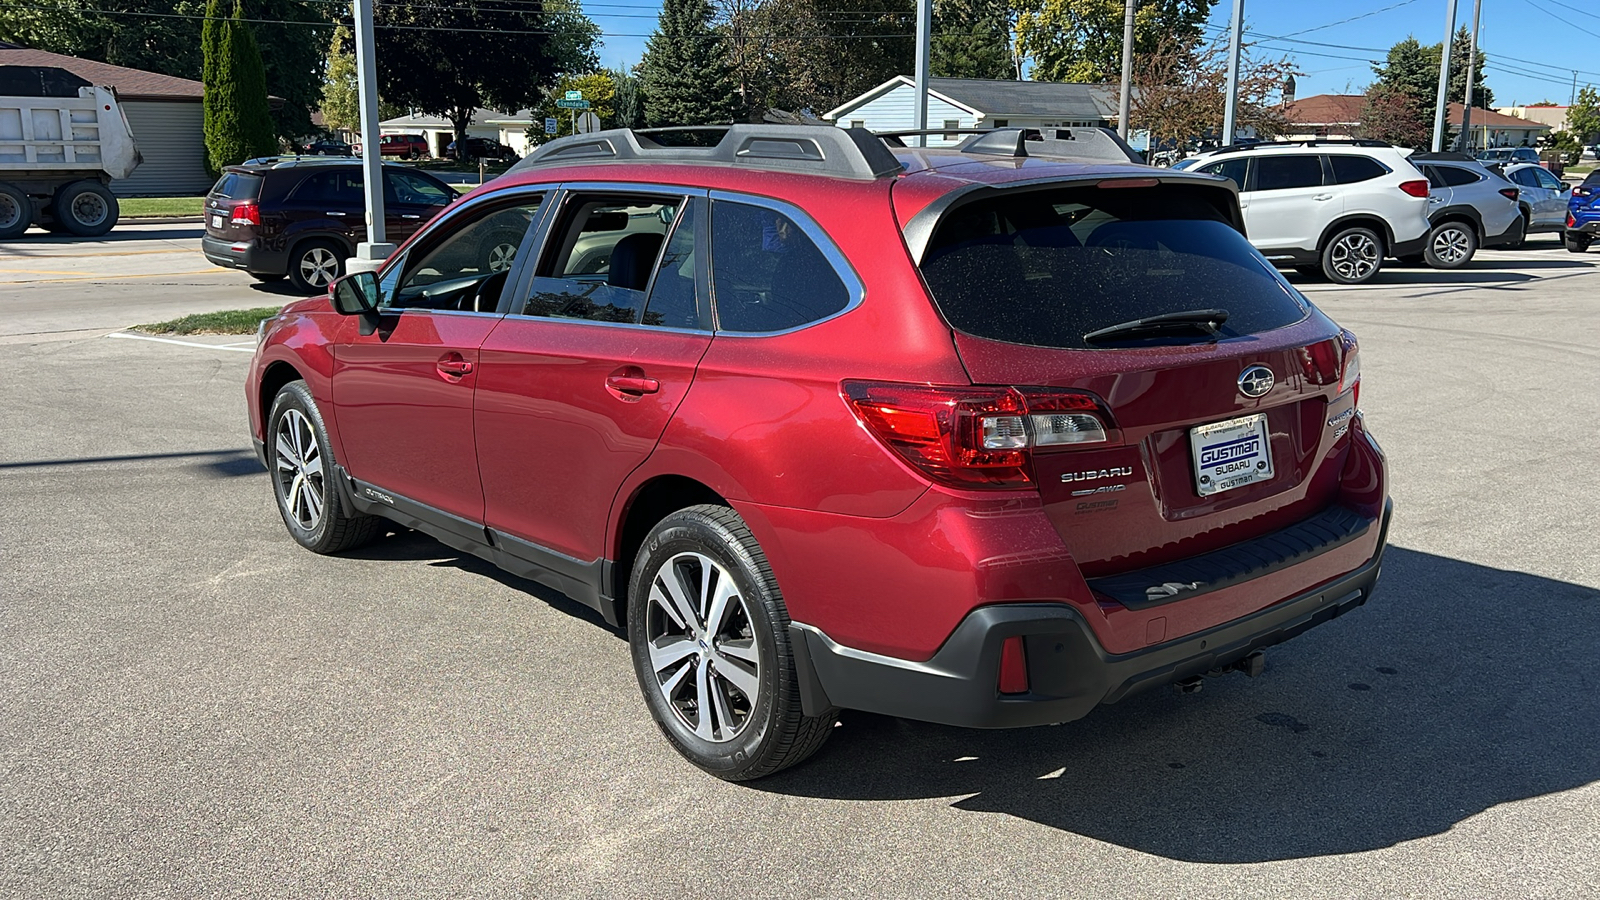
[544,117,557,135]
[576,111,601,134]
[1128,129,1151,152]
[564,90,583,101]
[556,99,590,109]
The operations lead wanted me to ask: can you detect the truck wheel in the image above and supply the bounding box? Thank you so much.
[50,181,118,237]
[0,182,30,239]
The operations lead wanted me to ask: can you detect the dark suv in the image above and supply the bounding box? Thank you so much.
[202,158,456,293]
[247,126,1390,780]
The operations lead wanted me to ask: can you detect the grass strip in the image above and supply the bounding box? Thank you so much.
[120,196,205,217]
[135,307,283,335]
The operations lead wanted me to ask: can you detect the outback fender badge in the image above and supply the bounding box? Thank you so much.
[1238,365,1275,398]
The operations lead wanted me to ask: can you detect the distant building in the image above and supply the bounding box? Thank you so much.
[1281,93,1551,148]
[0,44,212,195]
[825,76,1117,146]
[377,109,533,157]
[1494,105,1570,134]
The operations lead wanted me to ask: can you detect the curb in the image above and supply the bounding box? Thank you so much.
[120,216,205,224]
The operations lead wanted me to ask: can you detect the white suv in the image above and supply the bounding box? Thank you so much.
[1190,141,1432,284]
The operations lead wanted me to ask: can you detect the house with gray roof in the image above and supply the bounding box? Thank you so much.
[825,76,1118,146]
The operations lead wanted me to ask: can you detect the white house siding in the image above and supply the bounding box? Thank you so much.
[842,85,977,146]
[114,100,212,196]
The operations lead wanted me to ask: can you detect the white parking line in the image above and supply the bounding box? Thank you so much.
[106,332,255,353]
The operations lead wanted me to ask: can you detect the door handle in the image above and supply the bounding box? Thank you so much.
[436,353,474,379]
[1313,193,1335,201]
[605,374,660,395]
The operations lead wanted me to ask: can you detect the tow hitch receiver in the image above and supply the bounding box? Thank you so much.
[1174,651,1267,694]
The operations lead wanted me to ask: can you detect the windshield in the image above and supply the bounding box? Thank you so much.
[917,184,1308,350]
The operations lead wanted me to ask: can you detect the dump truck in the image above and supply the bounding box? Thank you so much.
[0,65,142,239]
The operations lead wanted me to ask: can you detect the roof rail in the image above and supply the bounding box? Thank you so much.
[507,125,903,180]
[1210,138,1393,154]
[1408,150,1478,163]
[877,126,1143,165]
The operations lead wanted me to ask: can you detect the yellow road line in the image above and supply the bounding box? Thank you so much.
[6,269,227,284]
[0,247,197,260]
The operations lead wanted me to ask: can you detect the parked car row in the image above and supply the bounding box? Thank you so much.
[1179,139,1591,283]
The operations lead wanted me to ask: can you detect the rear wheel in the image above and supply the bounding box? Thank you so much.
[628,505,836,781]
[1320,226,1383,284]
[1424,221,1477,268]
[1566,233,1592,253]
[0,181,30,239]
[287,239,344,293]
[50,180,118,237]
[267,380,380,554]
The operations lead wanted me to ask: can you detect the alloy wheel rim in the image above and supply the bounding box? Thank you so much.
[1432,227,1470,264]
[300,247,338,287]
[645,551,761,743]
[488,242,517,272]
[71,192,108,227]
[274,408,325,531]
[1330,233,1379,280]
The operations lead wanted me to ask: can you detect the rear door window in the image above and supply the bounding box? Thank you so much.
[917,184,1307,350]
[1329,155,1387,184]
[1253,155,1324,191]
[1433,165,1481,187]
[709,199,852,333]
[290,170,362,205]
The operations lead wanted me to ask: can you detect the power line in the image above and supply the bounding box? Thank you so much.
[1518,0,1600,39]
[1276,0,1424,38]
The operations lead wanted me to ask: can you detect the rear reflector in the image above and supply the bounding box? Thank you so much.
[1570,212,1578,228]
[843,381,1110,490]
[1499,187,1520,202]
[1399,180,1430,198]
[999,636,1029,694]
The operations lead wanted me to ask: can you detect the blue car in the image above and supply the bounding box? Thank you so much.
[1566,170,1599,252]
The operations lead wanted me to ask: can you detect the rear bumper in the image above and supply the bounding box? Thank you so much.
[1482,213,1526,248]
[201,235,284,275]
[1567,218,1600,236]
[793,498,1392,729]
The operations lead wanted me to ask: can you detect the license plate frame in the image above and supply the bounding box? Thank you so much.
[1189,413,1274,496]
[210,214,223,229]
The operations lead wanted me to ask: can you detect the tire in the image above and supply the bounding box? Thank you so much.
[1320,226,1384,284]
[266,380,380,554]
[1565,233,1592,253]
[627,505,836,781]
[0,181,31,239]
[49,180,118,237]
[1424,221,1477,269]
[287,239,345,293]
[251,272,287,283]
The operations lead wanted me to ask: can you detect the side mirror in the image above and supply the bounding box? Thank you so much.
[331,271,379,316]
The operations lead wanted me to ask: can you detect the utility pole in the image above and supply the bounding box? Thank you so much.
[1117,0,1134,139]
[351,0,390,269]
[1573,71,1580,107]
[1222,0,1245,146]
[914,0,931,147]
[1459,0,1481,152]
[1431,0,1457,153]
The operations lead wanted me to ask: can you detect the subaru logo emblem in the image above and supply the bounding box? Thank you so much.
[1238,365,1274,398]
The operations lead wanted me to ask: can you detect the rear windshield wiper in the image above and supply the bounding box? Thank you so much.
[1083,308,1230,344]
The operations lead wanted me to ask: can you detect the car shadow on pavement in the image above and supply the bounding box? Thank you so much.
[752,547,1600,863]
[248,281,319,298]
[15,227,200,245]
[1290,271,1536,287]
[340,528,625,637]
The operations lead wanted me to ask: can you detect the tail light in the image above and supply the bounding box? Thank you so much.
[1499,187,1519,202]
[843,381,1110,490]
[998,636,1029,694]
[1338,331,1361,407]
[1398,179,1430,198]
[1574,185,1594,198]
[230,202,260,226]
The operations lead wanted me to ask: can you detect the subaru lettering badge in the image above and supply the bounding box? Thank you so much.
[1237,365,1274,398]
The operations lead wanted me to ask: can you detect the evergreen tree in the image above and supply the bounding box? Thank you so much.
[201,0,227,176]
[228,3,278,158]
[640,0,736,127]
[204,0,277,174]
[611,67,648,130]
[932,0,1014,80]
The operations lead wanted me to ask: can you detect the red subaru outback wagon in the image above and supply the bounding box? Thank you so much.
[247,126,1390,780]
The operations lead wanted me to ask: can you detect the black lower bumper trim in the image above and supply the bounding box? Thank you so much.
[794,499,1392,729]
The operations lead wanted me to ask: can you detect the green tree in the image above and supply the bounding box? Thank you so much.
[204,0,277,173]
[1358,82,1432,148]
[611,67,647,130]
[641,0,736,126]
[319,26,402,135]
[932,0,1014,80]
[528,71,618,145]
[1548,130,1583,165]
[1014,0,1214,84]
[1369,29,1493,138]
[370,0,599,150]
[1568,86,1600,143]
[248,0,333,144]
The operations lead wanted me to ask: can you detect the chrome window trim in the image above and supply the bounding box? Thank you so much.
[501,183,711,330]
[705,189,865,337]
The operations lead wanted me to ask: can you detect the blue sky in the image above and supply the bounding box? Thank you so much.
[585,0,1600,108]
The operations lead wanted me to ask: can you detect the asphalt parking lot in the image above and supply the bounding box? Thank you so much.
[2,225,1598,898]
